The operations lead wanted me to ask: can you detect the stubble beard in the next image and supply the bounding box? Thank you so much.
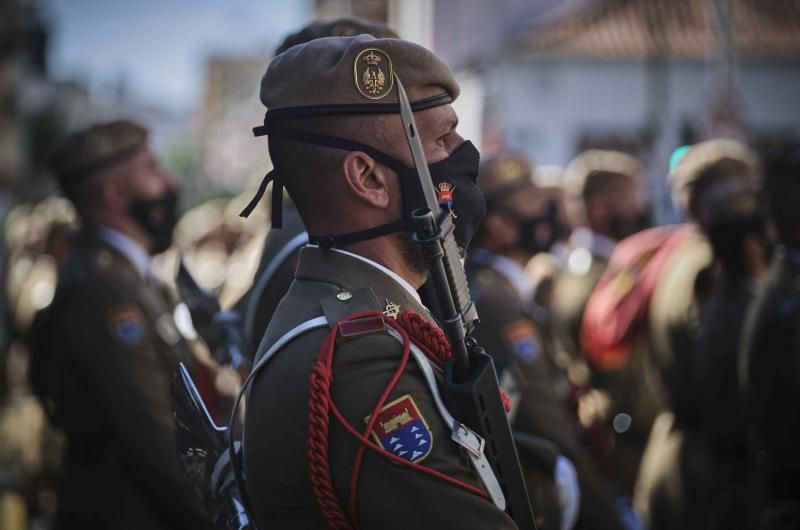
[393,231,429,279]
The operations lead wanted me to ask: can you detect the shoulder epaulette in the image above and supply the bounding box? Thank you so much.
[320,287,381,330]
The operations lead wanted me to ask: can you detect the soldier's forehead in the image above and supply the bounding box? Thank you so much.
[417,104,458,133]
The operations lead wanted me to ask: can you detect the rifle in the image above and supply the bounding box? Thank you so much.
[395,74,538,530]
[172,363,252,530]
[171,261,253,529]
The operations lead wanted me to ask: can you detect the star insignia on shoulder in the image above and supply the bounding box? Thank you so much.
[383,299,401,319]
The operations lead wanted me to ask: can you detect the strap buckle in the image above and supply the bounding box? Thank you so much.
[451,422,506,510]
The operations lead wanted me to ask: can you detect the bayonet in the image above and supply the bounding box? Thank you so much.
[394,74,538,530]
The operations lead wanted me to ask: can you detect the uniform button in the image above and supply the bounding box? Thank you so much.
[336,291,353,301]
[613,413,632,434]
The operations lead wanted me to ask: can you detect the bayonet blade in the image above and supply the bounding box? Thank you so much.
[394,74,441,215]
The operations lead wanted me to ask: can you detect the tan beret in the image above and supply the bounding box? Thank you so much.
[260,35,459,119]
[478,152,535,201]
[49,120,147,194]
[670,139,759,211]
[563,149,642,199]
[275,18,398,55]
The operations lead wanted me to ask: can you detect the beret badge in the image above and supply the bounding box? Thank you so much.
[354,48,393,100]
[497,156,526,183]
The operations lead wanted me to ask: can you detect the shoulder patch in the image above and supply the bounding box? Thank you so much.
[502,319,541,363]
[366,394,432,463]
[110,304,145,346]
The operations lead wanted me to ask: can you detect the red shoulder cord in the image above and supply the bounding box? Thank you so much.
[307,310,511,530]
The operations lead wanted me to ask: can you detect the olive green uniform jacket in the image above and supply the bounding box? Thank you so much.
[467,250,624,530]
[553,230,666,497]
[243,246,516,530]
[31,230,213,530]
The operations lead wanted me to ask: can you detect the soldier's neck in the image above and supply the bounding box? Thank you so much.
[501,248,534,268]
[340,238,427,290]
[94,213,152,255]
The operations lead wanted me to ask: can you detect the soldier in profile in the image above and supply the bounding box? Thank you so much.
[626,139,760,528]
[467,152,623,530]
[241,34,519,530]
[30,121,214,530]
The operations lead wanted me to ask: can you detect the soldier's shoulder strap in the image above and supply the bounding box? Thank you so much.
[320,287,382,326]
[380,319,507,508]
[241,291,506,509]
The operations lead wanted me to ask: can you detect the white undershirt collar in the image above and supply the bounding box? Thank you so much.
[97,226,150,279]
[306,245,422,304]
[569,227,617,261]
[486,253,535,304]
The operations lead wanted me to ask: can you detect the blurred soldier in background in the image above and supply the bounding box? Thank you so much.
[523,162,571,311]
[29,121,214,530]
[740,148,800,530]
[467,152,623,530]
[649,140,759,382]
[630,139,760,527]
[656,187,771,530]
[550,150,651,518]
[553,150,646,363]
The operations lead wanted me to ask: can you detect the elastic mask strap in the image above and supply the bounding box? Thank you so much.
[239,170,284,229]
[308,219,407,250]
[243,122,412,245]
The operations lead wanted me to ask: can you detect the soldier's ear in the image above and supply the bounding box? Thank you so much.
[342,151,391,209]
[97,169,129,210]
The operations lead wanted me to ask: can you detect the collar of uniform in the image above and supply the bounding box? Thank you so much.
[298,245,427,315]
[97,226,150,279]
[569,227,616,261]
[469,248,533,304]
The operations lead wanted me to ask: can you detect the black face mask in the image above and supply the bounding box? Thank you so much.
[244,123,485,252]
[608,210,652,241]
[387,140,485,252]
[129,188,179,255]
[505,199,564,255]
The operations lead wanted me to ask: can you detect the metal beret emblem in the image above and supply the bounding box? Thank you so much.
[354,48,393,100]
[497,156,526,183]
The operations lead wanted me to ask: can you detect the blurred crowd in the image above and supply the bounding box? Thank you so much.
[1,14,799,530]
[4,134,798,530]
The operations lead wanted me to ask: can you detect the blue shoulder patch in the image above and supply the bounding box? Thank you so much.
[502,319,541,363]
[110,305,145,346]
[367,394,433,463]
